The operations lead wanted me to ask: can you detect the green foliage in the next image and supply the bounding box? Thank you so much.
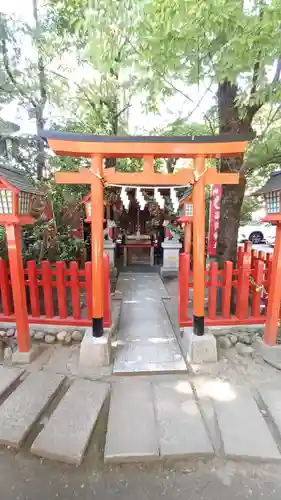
[240,197,263,224]
[47,0,138,135]
[117,158,143,172]
[154,118,213,137]
[138,0,281,108]
[0,10,59,111]
[245,123,281,190]
[22,220,86,263]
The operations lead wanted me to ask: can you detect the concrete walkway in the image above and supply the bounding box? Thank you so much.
[113,273,187,374]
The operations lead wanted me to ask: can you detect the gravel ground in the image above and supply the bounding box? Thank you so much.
[1,451,281,500]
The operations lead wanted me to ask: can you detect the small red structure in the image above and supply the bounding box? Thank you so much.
[257,171,281,344]
[208,184,222,257]
[0,163,40,352]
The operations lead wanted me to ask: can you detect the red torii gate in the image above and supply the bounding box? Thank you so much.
[43,131,250,337]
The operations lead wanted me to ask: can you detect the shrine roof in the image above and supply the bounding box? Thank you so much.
[41,130,253,159]
[255,170,281,195]
[0,163,41,194]
[42,130,254,144]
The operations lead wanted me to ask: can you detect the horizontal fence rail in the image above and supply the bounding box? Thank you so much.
[0,253,111,328]
[179,244,273,328]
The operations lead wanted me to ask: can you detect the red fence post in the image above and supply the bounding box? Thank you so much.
[258,250,266,262]
[70,261,80,320]
[251,249,258,268]
[244,241,252,253]
[208,261,218,320]
[41,261,54,318]
[85,261,92,320]
[103,252,111,328]
[179,252,190,327]
[251,259,264,318]
[236,254,251,319]
[27,260,40,317]
[237,246,243,269]
[56,261,67,319]
[222,261,233,319]
[266,253,272,270]
[0,259,12,316]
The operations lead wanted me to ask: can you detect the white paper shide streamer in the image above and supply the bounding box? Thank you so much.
[120,187,130,210]
[136,188,146,210]
[154,188,165,209]
[170,188,179,213]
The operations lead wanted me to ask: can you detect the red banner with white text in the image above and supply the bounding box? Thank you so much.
[208,184,222,256]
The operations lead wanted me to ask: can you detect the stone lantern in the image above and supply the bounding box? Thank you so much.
[256,171,281,344]
[80,193,117,275]
[0,163,41,360]
[178,186,193,253]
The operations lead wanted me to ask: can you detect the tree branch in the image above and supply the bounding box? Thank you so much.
[1,38,37,108]
[245,55,281,125]
[186,85,212,120]
[245,56,262,124]
[257,103,281,141]
[32,0,47,105]
[47,69,98,112]
[272,56,281,85]
[115,103,131,119]
[160,76,194,103]
[203,112,216,135]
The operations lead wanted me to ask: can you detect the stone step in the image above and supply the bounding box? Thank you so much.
[154,381,214,459]
[259,388,281,438]
[213,387,281,461]
[104,380,159,462]
[0,371,64,448]
[0,366,24,399]
[31,379,109,465]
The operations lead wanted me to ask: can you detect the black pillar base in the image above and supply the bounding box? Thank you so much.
[193,315,204,336]
[92,317,103,338]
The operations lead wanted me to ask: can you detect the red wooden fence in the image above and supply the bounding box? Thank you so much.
[179,246,272,328]
[0,253,111,328]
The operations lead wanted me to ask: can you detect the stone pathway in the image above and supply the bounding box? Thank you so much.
[0,366,281,465]
[113,273,187,374]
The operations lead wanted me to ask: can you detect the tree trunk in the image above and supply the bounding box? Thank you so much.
[166,158,177,173]
[216,166,245,265]
[216,80,253,266]
[33,0,47,180]
[35,109,45,180]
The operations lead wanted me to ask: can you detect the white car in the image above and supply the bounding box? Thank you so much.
[238,223,276,246]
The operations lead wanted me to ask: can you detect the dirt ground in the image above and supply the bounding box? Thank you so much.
[1,450,281,500]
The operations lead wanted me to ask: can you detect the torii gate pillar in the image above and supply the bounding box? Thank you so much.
[91,156,104,337]
[193,156,206,335]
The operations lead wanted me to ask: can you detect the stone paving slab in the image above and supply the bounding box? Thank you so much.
[113,273,186,375]
[31,379,109,465]
[259,388,281,437]
[104,380,159,462]
[213,387,281,461]
[114,359,187,374]
[0,366,24,399]
[120,304,176,342]
[154,380,214,458]
[0,371,64,448]
[43,346,78,374]
[115,342,183,365]
[116,273,169,299]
